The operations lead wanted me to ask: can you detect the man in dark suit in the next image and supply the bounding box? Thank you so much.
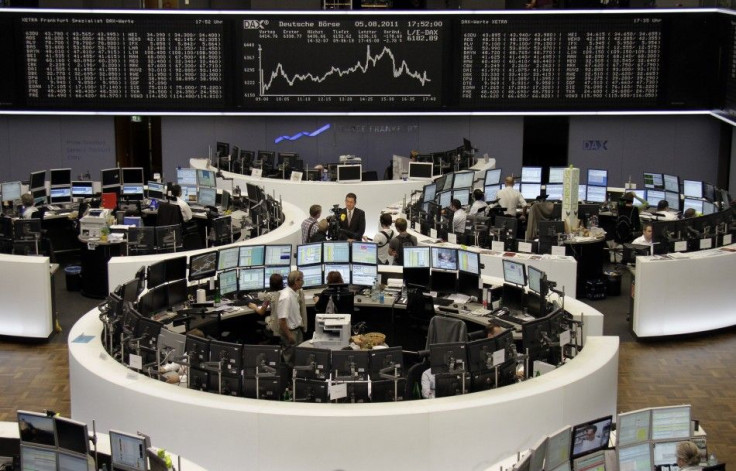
[338,192,365,241]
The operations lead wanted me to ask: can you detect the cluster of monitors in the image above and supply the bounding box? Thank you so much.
[427,331,518,396]
[516,405,692,471]
[643,172,730,214]
[651,209,734,251]
[502,259,549,296]
[216,144,303,172]
[174,167,219,205]
[294,241,379,288]
[17,410,164,471]
[398,246,482,295]
[98,167,147,201]
[419,170,476,210]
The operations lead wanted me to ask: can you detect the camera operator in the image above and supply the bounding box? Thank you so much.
[337,192,366,241]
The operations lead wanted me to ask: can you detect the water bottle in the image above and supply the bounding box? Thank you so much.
[379,291,385,304]
[708,453,717,466]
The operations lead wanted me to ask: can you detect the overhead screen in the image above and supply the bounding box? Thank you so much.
[0,11,724,112]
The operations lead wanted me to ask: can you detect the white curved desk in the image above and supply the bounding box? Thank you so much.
[633,244,736,337]
[69,306,616,471]
[0,254,54,338]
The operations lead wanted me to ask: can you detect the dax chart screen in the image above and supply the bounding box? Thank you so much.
[238,16,448,110]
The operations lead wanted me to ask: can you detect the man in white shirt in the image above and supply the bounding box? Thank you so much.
[170,184,193,222]
[20,193,38,219]
[496,176,527,217]
[421,368,435,399]
[278,270,306,365]
[632,222,653,245]
[372,213,395,264]
[451,199,466,234]
[468,189,487,216]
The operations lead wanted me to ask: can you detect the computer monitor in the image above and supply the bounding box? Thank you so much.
[502,259,526,286]
[530,437,548,471]
[438,189,452,208]
[370,378,406,402]
[165,256,187,282]
[435,371,471,397]
[538,220,565,240]
[217,246,239,271]
[236,245,264,267]
[176,168,197,187]
[587,169,608,187]
[646,189,666,205]
[546,426,572,471]
[652,441,681,467]
[683,197,703,215]
[101,168,121,187]
[351,264,378,287]
[180,185,197,202]
[665,191,680,211]
[58,449,92,471]
[403,246,430,268]
[331,350,370,380]
[242,344,281,377]
[484,185,500,202]
[264,266,290,288]
[369,346,403,379]
[1,181,21,202]
[467,337,499,373]
[422,182,437,203]
[663,174,680,194]
[197,187,217,207]
[265,244,292,266]
[409,162,434,180]
[403,267,431,290]
[453,171,474,189]
[430,268,457,294]
[521,166,542,183]
[294,347,331,380]
[297,242,322,266]
[457,249,480,275]
[323,263,351,285]
[167,279,188,307]
[109,430,150,471]
[585,185,607,203]
[527,265,547,296]
[239,267,265,292]
[682,179,703,198]
[134,317,163,352]
[121,184,144,200]
[120,278,141,304]
[121,167,144,185]
[30,170,46,190]
[185,335,211,369]
[545,184,563,201]
[494,215,518,238]
[71,181,94,198]
[197,169,216,188]
[702,200,716,215]
[617,442,652,471]
[299,264,323,289]
[351,242,377,265]
[147,448,170,471]
[49,186,72,204]
[578,184,587,202]
[188,250,218,281]
[616,408,652,446]
[458,271,481,299]
[643,172,664,189]
[337,164,362,183]
[50,168,72,187]
[20,443,57,470]
[485,168,502,186]
[216,141,230,157]
[14,218,42,239]
[703,182,715,202]
[441,173,455,191]
[430,247,458,271]
[147,260,167,289]
[17,410,55,447]
[572,449,606,471]
[158,329,186,360]
[453,188,471,206]
[571,415,612,459]
[323,241,350,263]
[210,340,243,377]
[650,405,691,441]
[32,189,47,205]
[521,183,542,200]
[429,342,467,374]
[218,269,239,297]
[548,167,565,184]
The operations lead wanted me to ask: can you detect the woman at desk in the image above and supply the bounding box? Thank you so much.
[676,441,703,471]
[248,273,284,335]
[313,271,350,313]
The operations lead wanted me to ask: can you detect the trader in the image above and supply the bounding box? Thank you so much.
[248,273,284,336]
[632,222,653,245]
[278,270,306,365]
[388,218,417,266]
[675,441,703,471]
[170,184,193,222]
[20,193,38,219]
[468,189,487,216]
[451,199,467,235]
[301,204,322,243]
[338,192,366,241]
[496,176,527,217]
[372,213,395,265]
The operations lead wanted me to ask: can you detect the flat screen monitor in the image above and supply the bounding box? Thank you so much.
[652,441,680,467]
[703,182,716,202]
[530,437,548,471]
[32,189,47,205]
[166,256,187,281]
[453,171,474,189]
[683,197,703,215]
[146,181,165,199]
[423,182,437,202]
[217,246,240,270]
[71,181,94,197]
[484,185,500,202]
[121,167,144,185]
[58,449,92,471]
[197,187,217,207]
[586,185,607,203]
[665,191,680,211]
[521,183,542,200]
[121,184,144,199]
[180,185,197,202]
[527,265,545,295]
[441,173,455,191]
[299,264,323,289]
[545,184,563,201]
[548,167,565,184]
[546,426,572,471]
[351,242,377,265]
[351,264,378,287]
[403,246,430,268]
[1,181,21,201]
[30,170,46,190]
[521,166,542,183]
[109,430,149,471]
[17,410,55,447]
[49,186,72,203]
[167,279,188,307]
[197,169,216,188]
[616,443,652,471]
[404,267,431,290]
[616,408,652,446]
[50,168,72,186]
[538,220,565,239]
[587,169,608,187]
[572,449,606,471]
[409,162,433,179]
[429,342,467,374]
[323,241,350,263]
[323,263,351,284]
[702,200,716,215]
[646,189,666,205]
[430,268,457,294]
[630,189,646,208]
[188,250,218,281]
[331,350,370,380]
[176,168,197,187]
[438,189,452,208]
[264,266,290,288]
[369,345,403,378]
[239,267,265,292]
[452,188,470,206]
[209,340,244,376]
[663,174,680,194]
[294,347,331,380]
[101,168,121,187]
[431,246,458,270]
[650,405,691,441]
[485,168,502,186]
[578,184,587,202]
[20,443,57,470]
[643,172,664,189]
[265,244,292,266]
[337,164,362,183]
[238,245,265,267]
[457,249,480,275]
[571,415,612,459]
[682,180,703,199]
[147,260,167,289]
[502,259,526,286]
[242,344,281,377]
[297,243,322,266]
[216,141,230,157]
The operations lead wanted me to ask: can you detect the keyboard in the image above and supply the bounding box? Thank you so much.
[231,296,256,307]
[490,316,519,331]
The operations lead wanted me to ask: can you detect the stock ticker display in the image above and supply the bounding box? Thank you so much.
[0,10,726,113]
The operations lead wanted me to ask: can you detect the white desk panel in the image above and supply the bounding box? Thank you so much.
[0,254,53,338]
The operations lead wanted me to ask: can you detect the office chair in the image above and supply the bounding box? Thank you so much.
[426,315,468,350]
[156,202,183,226]
[404,356,430,399]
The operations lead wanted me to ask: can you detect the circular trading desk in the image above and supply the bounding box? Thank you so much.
[69,286,616,471]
